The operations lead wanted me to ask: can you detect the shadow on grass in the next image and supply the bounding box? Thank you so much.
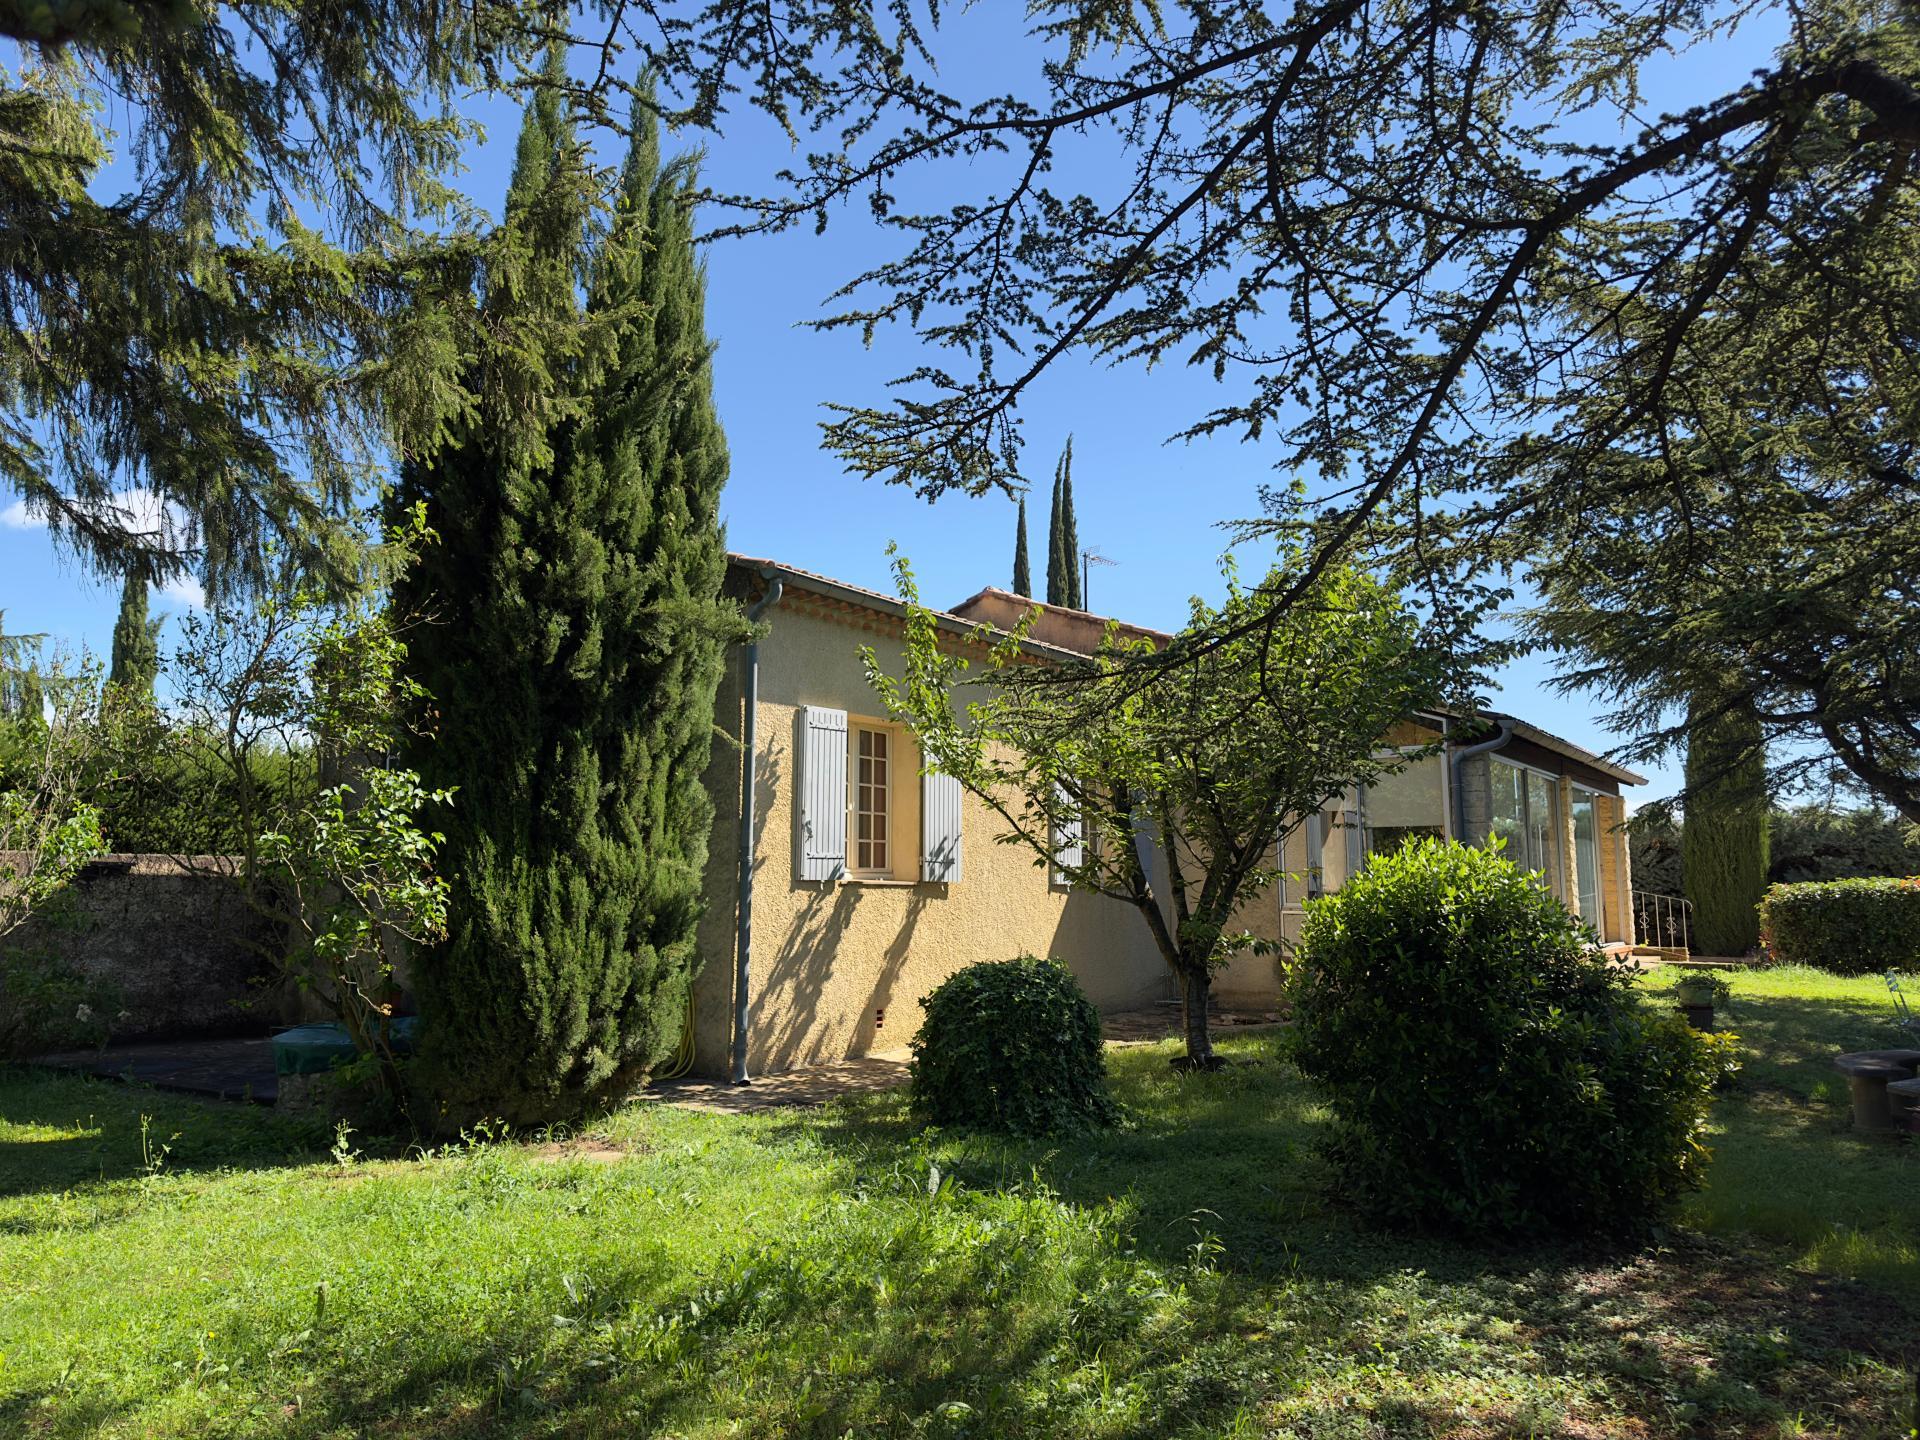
[3,1030,1915,1440]
[0,1066,327,1200]
[7,1191,1909,1440]
[761,1034,1663,1288]
[1714,991,1920,1107]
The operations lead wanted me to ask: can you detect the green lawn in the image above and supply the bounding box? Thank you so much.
[1651,964,1920,1296]
[0,970,1915,1439]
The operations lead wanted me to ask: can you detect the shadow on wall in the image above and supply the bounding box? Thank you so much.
[1044,881,1180,1012]
[736,725,936,1071]
[750,884,933,1072]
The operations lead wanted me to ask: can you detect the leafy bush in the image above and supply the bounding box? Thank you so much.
[1758,877,1920,975]
[1768,804,1920,885]
[1289,838,1730,1237]
[910,956,1118,1135]
[0,712,313,857]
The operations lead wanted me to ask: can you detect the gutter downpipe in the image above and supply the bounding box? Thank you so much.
[1450,718,1513,844]
[732,574,784,1085]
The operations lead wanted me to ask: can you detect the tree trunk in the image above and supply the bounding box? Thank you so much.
[1174,966,1222,1071]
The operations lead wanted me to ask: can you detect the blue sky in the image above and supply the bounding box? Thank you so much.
[0,8,1791,802]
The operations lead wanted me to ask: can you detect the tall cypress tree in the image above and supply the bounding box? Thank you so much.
[107,570,160,700]
[1061,449,1082,610]
[1012,497,1032,596]
[1046,438,1071,607]
[1682,696,1770,956]
[567,95,740,1084]
[391,50,636,1123]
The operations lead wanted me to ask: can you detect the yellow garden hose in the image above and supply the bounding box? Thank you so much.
[653,990,698,1082]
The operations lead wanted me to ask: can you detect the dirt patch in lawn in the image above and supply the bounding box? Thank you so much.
[524,1136,636,1165]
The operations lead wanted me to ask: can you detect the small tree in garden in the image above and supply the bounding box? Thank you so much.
[167,512,452,1110]
[0,679,103,940]
[256,592,452,1107]
[870,554,1475,1068]
[0,614,47,721]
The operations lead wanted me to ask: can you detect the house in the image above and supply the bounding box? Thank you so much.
[689,557,1644,1079]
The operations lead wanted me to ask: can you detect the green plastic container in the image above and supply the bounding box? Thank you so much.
[271,1017,419,1076]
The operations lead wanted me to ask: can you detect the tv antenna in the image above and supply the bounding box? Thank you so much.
[1080,548,1118,610]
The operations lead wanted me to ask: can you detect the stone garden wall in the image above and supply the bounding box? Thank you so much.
[3,853,288,1040]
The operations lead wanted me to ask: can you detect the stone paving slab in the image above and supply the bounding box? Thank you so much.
[32,1036,279,1104]
[638,1057,911,1114]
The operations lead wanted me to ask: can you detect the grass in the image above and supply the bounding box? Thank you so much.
[0,972,1912,1439]
[1646,964,1920,1296]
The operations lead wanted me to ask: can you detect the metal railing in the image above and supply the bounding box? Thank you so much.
[1631,890,1694,952]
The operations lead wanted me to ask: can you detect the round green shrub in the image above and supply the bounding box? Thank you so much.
[1757,877,1920,974]
[910,956,1118,1135]
[1289,838,1731,1237]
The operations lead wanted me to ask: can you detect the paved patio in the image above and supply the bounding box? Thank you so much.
[32,1036,279,1104]
[25,1003,1290,1118]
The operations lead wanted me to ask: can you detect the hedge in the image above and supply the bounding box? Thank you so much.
[1757,876,1920,975]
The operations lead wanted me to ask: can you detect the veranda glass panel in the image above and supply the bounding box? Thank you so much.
[1572,793,1602,929]
[1488,759,1525,862]
[1525,770,1557,882]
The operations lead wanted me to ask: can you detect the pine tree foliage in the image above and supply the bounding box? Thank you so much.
[0,612,46,719]
[617,5,1919,805]
[107,571,160,701]
[394,70,738,1123]
[1500,38,1920,824]
[1682,699,1770,957]
[0,2,573,592]
[1011,497,1031,597]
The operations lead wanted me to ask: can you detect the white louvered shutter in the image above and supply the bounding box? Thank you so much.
[1050,783,1084,883]
[797,705,848,882]
[921,767,964,882]
[1304,812,1325,896]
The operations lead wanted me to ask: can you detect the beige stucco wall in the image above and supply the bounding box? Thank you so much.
[691,594,1173,1077]
[1208,718,1449,1003]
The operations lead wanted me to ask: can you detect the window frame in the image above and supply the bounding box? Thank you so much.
[850,722,896,879]
[1358,745,1451,862]
[1487,754,1561,884]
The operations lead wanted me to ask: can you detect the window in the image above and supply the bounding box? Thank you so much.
[1361,753,1446,858]
[853,725,891,875]
[1488,758,1558,880]
[1570,791,1603,929]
